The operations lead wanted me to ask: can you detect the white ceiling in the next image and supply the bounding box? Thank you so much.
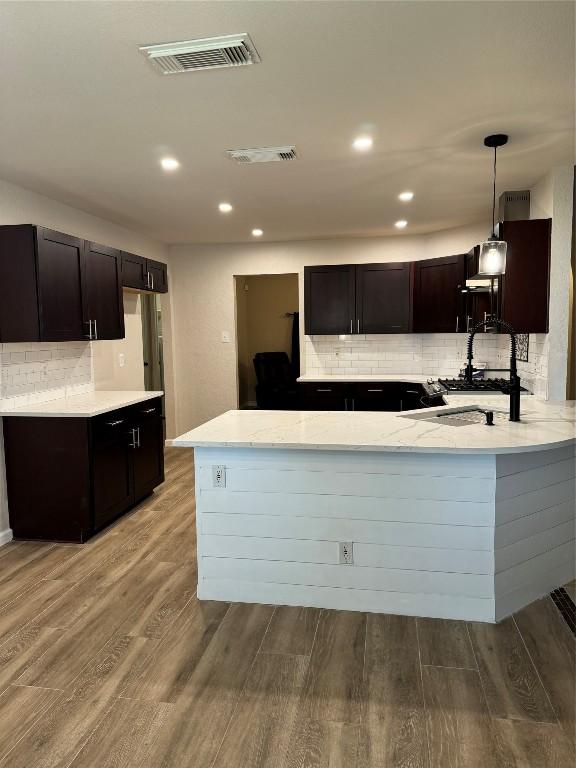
[0,1,573,244]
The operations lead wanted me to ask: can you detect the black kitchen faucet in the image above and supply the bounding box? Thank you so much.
[464,319,521,422]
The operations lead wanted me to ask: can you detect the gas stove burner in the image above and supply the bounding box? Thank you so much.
[438,378,528,394]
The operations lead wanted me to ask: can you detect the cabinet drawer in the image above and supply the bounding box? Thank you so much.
[298,382,349,410]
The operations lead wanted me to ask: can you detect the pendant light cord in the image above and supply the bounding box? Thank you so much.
[492,146,497,236]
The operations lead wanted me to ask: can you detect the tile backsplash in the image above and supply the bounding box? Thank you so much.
[304,332,549,396]
[0,342,94,409]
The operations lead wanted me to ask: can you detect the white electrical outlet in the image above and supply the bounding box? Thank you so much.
[212,465,226,488]
[118,353,125,368]
[339,541,353,565]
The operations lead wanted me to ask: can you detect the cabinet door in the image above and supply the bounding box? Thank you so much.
[132,414,165,503]
[92,419,133,530]
[500,219,551,333]
[35,228,86,341]
[147,260,168,293]
[297,382,349,410]
[356,263,411,333]
[121,251,148,290]
[304,265,356,335]
[465,247,500,332]
[82,242,125,340]
[412,254,466,332]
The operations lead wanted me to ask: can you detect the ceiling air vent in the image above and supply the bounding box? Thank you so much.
[139,34,260,75]
[226,146,298,163]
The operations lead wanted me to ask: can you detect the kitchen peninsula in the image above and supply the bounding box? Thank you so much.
[175,395,575,623]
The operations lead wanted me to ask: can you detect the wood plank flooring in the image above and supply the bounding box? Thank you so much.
[0,446,574,767]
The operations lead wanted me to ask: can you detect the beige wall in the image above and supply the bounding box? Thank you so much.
[168,222,490,435]
[92,291,145,391]
[236,274,299,406]
[0,178,169,538]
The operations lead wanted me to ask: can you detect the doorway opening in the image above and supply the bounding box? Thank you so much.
[141,292,165,397]
[235,274,299,409]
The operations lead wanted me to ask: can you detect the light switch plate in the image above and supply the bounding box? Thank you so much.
[221,331,231,343]
[118,353,126,368]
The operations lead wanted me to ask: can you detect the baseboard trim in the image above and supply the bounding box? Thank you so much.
[0,528,13,548]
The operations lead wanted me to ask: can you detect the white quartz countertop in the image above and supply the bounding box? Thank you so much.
[298,374,433,383]
[173,396,576,454]
[0,391,163,418]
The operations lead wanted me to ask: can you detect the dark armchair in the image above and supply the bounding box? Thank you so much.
[253,352,299,410]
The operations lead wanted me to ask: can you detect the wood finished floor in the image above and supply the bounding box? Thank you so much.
[0,447,574,767]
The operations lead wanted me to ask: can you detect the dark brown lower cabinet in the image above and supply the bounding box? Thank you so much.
[3,398,164,542]
[297,382,438,411]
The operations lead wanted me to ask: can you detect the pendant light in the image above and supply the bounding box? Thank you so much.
[478,133,508,276]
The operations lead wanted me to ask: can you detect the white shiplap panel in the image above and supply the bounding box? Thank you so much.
[494,541,575,596]
[200,534,494,575]
[495,459,575,501]
[199,489,494,526]
[496,444,575,478]
[495,522,575,573]
[495,560,576,621]
[495,500,575,548]
[199,513,495,550]
[197,466,495,502]
[495,480,575,525]
[200,535,339,564]
[354,542,494,575]
[201,558,494,598]
[197,578,496,622]
[195,447,496,478]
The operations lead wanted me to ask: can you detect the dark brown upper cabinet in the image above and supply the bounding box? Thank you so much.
[0,225,124,343]
[356,262,411,333]
[412,254,467,333]
[304,263,411,335]
[304,265,356,335]
[121,252,168,293]
[82,241,125,340]
[499,218,551,333]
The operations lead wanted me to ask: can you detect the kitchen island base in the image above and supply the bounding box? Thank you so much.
[192,444,575,623]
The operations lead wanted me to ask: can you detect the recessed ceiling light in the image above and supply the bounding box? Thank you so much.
[252,228,264,237]
[161,157,180,171]
[395,220,408,229]
[398,191,414,202]
[218,202,233,213]
[352,135,373,152]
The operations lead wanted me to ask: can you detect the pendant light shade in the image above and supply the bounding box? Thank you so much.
[479,134,508,276]
[478,236,507,275]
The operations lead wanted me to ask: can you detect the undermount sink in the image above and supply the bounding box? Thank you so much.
[402,406,509,427]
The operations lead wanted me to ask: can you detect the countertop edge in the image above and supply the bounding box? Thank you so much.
[0,391,164,418]
[172,436,576,455]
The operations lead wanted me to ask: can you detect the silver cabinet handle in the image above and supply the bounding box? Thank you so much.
[317,388,332,392]
[93,319,98,340]
[151,271,154,290]
[105,419,124,427]
[357,319,360,333]
[351,398,355,411]
[367,389,383,392]
[400,399,403,411]
[137,427,141,447]
[129,428,137,448]
[349,319,353,334]
[456,316,459,332]
[344,398,348,410]
[85,320,93,340]
[406,390,419,394]
[141,407,155,414]
[467,315,472,332]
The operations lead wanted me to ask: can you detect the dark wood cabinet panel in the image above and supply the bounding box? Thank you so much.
[4,417,92,542]
[356,263,411,333]
[499,219,551,333]
[412,254,466,333]
[82,242,125,340]
[4,398,165,543]
[121,251,148,290]
[297,382,431,412]
[304,265,356,335]
[0,225,40,342]
[132,415,165,503]
[92,420,133,530]
[121,253,168,293]
[36,228,86,342]
[147,260,168,293]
